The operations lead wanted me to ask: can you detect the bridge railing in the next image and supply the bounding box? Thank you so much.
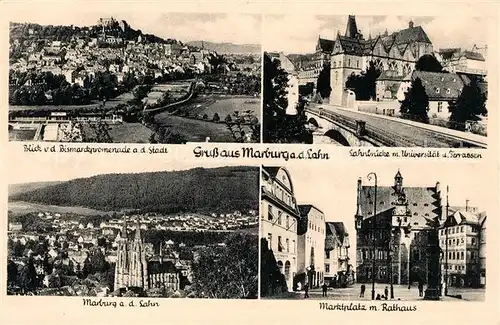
[308,107,417,146]
[307,107,481,148]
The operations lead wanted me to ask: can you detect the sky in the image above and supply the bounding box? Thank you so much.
[8,8,262,45]
[6,151,240,184]
[285,161,491,259]
[263,14,489,53]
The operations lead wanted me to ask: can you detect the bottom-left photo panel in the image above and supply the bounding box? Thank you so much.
[7,160,260,299]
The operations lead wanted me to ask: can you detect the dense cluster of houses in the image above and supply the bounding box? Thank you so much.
[7,209,258,296]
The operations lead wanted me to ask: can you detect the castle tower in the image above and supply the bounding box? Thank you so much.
[345,15,360,39]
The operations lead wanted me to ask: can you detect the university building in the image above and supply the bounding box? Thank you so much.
[355,171,442,285]
[261,166,301,291]
[296,15,433,105]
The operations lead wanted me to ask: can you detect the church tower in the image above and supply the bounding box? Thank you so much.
[114,220,129,290]
[345,15,362,39]
[129,222,149,290]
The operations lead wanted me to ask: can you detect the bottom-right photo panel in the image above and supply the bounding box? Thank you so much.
[259,163,486,302]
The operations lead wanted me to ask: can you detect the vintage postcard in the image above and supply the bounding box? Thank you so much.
[0,1,499,325]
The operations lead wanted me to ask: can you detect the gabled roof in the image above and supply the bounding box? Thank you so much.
[412,71,468,100]
[318,37,335,53]
[393,25,432,45]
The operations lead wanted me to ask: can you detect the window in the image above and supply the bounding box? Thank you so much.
[436,87,440,94]
[472,237,476,245]
[460,226,464,233]
[446,88,451,94]
[348,59,351,67]
[325,264,330,273]
[461,251,464,260]
[286,238,289,252]
[292,240,296,253]
[267,233,272,249]
[286,216,289,229]
[326,250,330,259]
[268,205,273,220]
[278,236,283,252]
[277,211,282,226]
[357,60,359,68]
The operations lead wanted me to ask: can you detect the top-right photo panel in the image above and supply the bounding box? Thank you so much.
[262,14,488,148]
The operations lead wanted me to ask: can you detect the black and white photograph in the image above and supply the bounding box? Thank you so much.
[7,159,259,299]
[8,12,261,143]
[260,163,486,301]
[263,14,488,147]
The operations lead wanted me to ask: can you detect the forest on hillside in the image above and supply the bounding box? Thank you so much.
[9,166,259,214]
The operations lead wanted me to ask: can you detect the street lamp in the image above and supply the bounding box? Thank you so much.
[389,231,394,299]
[367,172,377,301]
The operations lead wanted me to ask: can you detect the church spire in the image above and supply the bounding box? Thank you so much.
[134,221,142,242]
[345,15,359,39]
[121,219,127,239]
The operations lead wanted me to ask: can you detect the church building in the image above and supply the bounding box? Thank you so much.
[354,171,442,285]
[114,221,186,292]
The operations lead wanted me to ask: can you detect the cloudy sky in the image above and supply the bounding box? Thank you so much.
[8,8,261,45]
[264,14,489,53]
[285,160,490,259]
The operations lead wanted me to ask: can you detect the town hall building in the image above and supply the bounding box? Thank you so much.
[354,171,442,285]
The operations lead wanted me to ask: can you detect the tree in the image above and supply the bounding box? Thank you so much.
[449,78,487,130]
[316,63,332,99]
[263,53,310,143]
[400,77,429,123]
[189,233,258,299]
[7,260,18,286]
[345,61,381,100]
[415,54,444,73]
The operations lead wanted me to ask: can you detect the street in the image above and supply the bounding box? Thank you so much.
[279,284,485,301]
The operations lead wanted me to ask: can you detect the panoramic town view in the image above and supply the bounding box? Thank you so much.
[260,164,486,301]
[7,164,259,298]
[8,13,261,143]
[263,15,488,148]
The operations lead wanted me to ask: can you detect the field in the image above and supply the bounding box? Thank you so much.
[8,201,111,216]
[174,94,260,119]
[145,82,191,105]
[153,114,237,142]
[9,128,37,141]
[82,122,152,143]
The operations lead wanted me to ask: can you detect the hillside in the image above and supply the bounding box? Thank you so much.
[186,41,260,54]
[9,166,259,214]
[9,181,64,197]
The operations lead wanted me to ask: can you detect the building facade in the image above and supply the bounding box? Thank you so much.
[261,166,301,291]
[297,205,325,288]
[114,221,182,292]
[439,209,485,287]
[355,171,442,285]
[324,222,351,286]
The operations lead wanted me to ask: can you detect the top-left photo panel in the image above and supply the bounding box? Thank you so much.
[8,12,262,144]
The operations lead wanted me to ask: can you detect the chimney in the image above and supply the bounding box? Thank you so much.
[465,199,469,212]
[409,20,414,28]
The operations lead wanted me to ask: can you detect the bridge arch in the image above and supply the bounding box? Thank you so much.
[324,129,351,146]
[307,117,319,128]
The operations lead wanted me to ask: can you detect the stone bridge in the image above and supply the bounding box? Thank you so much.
[305,108,384,146]
[305,107,487,148]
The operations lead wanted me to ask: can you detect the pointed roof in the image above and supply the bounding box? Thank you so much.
[345,15,360,39]
[134,221,142,242]
[317,37,335,53]
[395,170,402,179]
